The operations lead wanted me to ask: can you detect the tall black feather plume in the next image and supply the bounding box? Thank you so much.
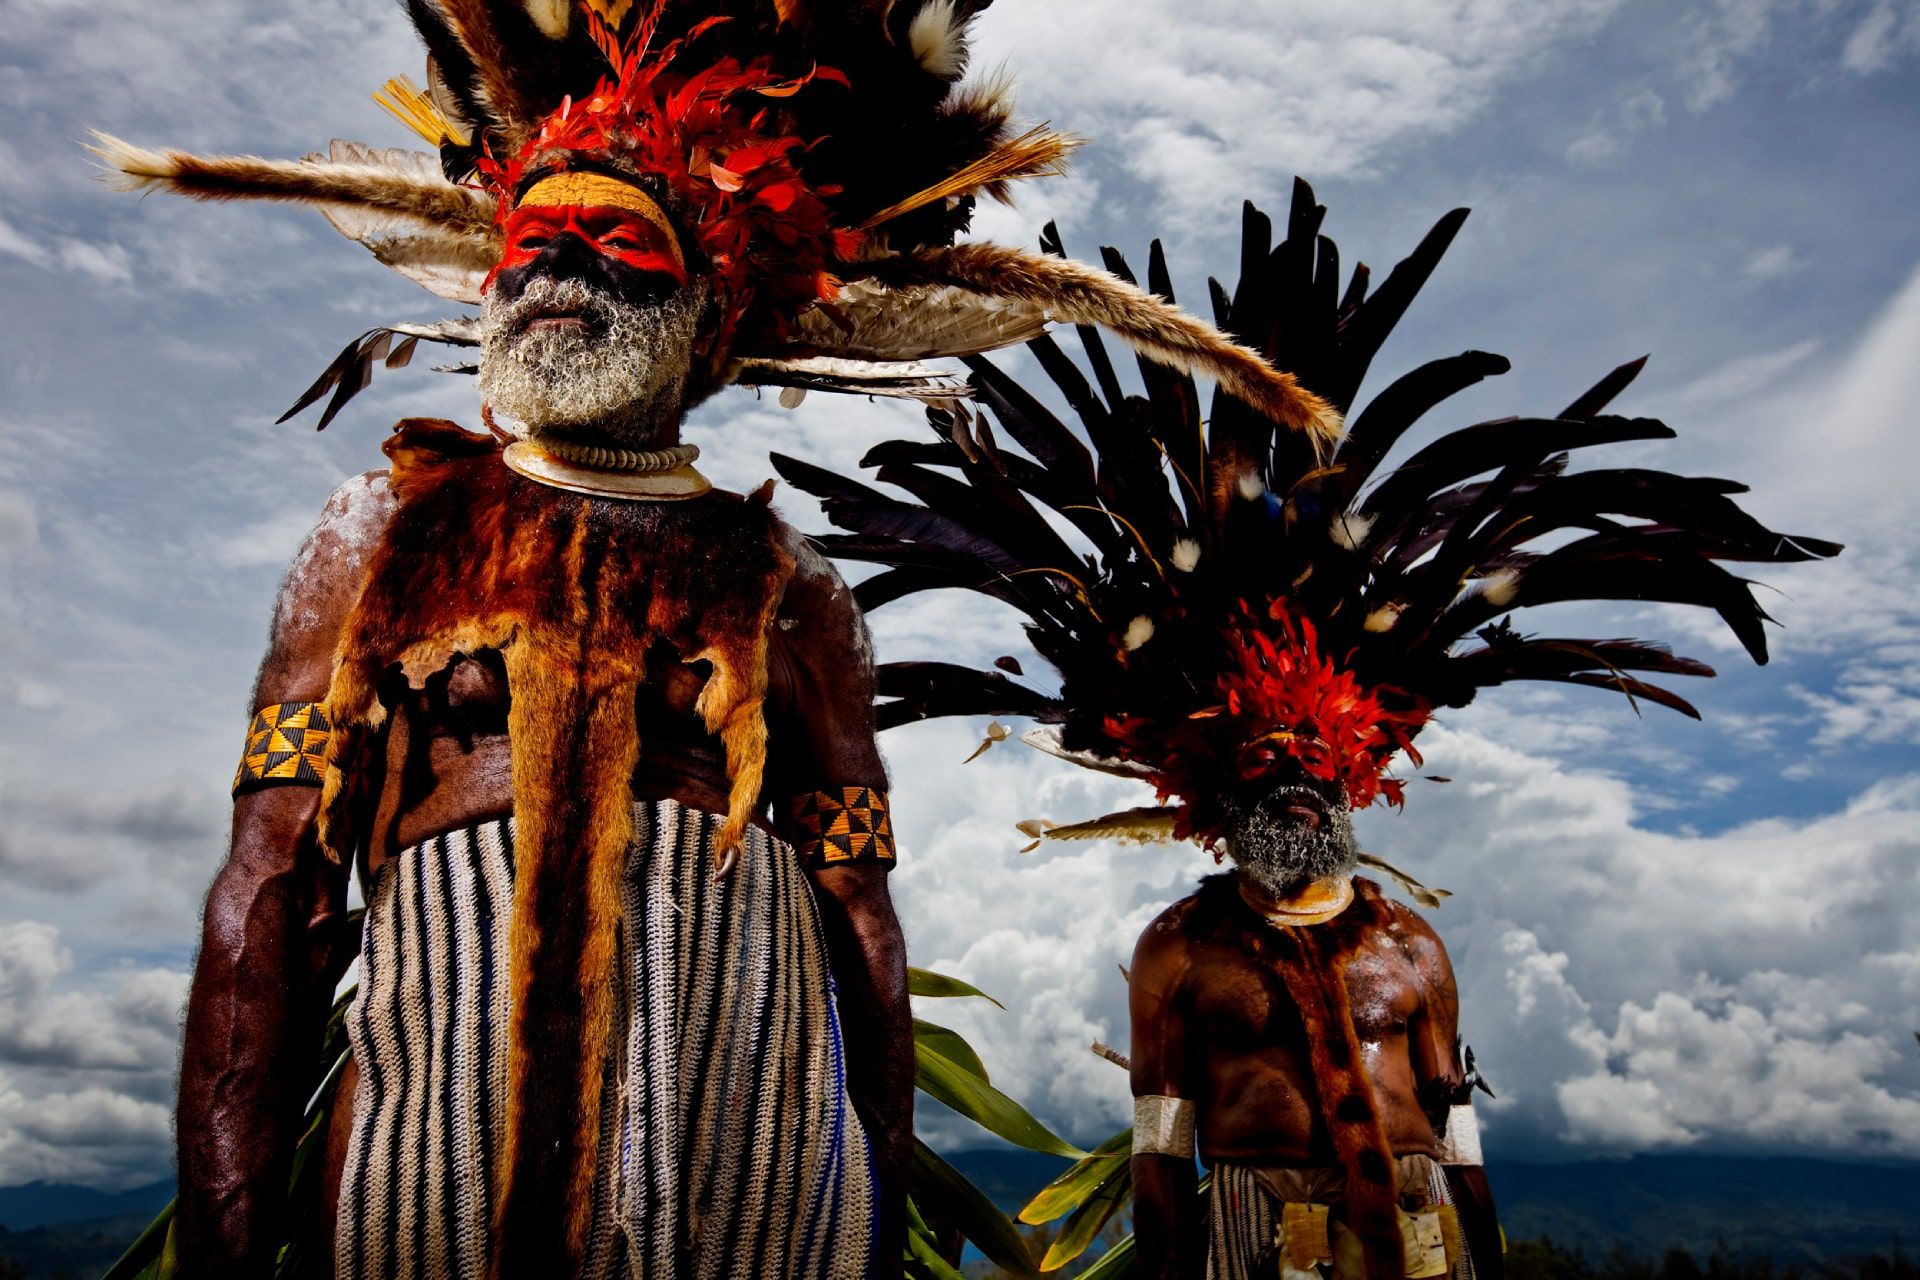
[778,181,1840,793]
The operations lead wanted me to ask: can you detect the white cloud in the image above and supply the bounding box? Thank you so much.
[0,922,187,1074]
[1679,0,1781,111]
[1657,337,1823,409]
[1679,0,1920,110]
[0,922,186,1186]
[1840,1,1920,74]
[1558,980,1920,1154]
[0,1073,173,1188]
[1645,260,1920,759]
[1566,88,1667,167]
[1743,244,1805,281]
[0,778,223,895]
[0,213,135,287]
[890,716,1920,1159]
[971,0,1630,222]
[0,490,36,559]
[1379,733,1920,1158]
[1793,668,1920,749]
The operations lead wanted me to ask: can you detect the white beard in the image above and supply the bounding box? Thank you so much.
[1225,785,1359,897]
[477,275,710,447]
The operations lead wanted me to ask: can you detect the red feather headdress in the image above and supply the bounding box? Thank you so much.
[91,0,1340,437]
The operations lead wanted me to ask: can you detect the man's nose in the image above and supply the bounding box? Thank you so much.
[529,230,605,279]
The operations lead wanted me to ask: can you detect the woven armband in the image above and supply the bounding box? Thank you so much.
[788,786,896,868]
[1437,1102,1482,1165]
[233,702,332,795]
[1132,1095,1196,1158]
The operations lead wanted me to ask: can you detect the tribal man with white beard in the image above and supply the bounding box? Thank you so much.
[171,129,919,1280]
[93,2,1349,1275]
[775,180,1841,1280]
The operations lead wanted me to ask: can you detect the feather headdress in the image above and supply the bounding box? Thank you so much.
[775,181,1841,849]
[90,0,1336,436]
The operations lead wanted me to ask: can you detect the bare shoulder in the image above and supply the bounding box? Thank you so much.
[1134,892,1204,971]
[771,516,870,667]
[1374,890,1455,990]
[253,471,395,703]
[271,472,394,625]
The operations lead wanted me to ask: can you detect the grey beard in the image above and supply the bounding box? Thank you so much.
[477,275,709,447]
[1224,786,1359,897]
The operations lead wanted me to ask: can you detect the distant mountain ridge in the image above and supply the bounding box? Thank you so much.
[939,1150,1920,1265]
[2,1155,1916,1278]
[1487,1155,1919,1263]
[0,1180,172,1232]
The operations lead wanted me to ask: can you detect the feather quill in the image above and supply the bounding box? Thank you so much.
[1027,807,1180,845]
[788,279,1049,361]
[860,125,1080,228]
[851,244,1343,444]
[88,132,499,237]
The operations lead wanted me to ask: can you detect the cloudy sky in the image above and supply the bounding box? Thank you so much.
[2,0,1918,1190]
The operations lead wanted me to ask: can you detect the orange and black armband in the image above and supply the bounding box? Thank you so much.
[788,786,897,869]
[232,702,332,795]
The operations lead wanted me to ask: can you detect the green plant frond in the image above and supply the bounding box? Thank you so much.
[917,1043,1087,1159]
[908,966,1007,1008]
[912,1139,1041,1278]
[906,1227,973,1280]
[1020,1128,1132,1224]
[915,1017,990,1081]
[1039,1156,1133,1271]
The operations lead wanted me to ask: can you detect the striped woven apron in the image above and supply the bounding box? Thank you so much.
[1207,1160,1476,1280]
[336,799,877,1280]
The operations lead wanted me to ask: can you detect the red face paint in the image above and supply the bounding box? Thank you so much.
[488,204,689,292]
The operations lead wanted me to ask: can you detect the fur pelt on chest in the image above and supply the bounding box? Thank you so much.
[315,418,795,1278]
[1193,874,1410,1280]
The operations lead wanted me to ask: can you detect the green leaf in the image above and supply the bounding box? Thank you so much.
[908,966,1006,1007]
[1040,1155,1132,1271]
[912,1138,1039,1278]
[916,1043,1087,1159]
[914,1018,989,1082]
[157,1216,179,1280]
[1041,1162,1208,1280]
[905,1224,972,1280]
[102,1198,176,1280]
[1021,1128,1132,1224]
[1075,1232,1137,1280]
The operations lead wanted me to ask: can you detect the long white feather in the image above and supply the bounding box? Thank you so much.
[791,279,1047,361]
[1019,727,1158,779]
[1032,807,1180,845]
[316,142,497,303]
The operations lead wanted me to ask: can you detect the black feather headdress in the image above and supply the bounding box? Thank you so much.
[775,180,1841,849]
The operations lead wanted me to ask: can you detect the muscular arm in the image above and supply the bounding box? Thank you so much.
[175,474,391,1275]
[1393,905,1503,1277]
[1394,904,1465,1129]
[765,539,912,1275]
[1130,906,1205,1280]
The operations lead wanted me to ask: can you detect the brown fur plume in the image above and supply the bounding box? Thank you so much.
[88,132,498,236]
[425,0,541,135]
[850,243,1343,444]
[316,419,794,1275]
